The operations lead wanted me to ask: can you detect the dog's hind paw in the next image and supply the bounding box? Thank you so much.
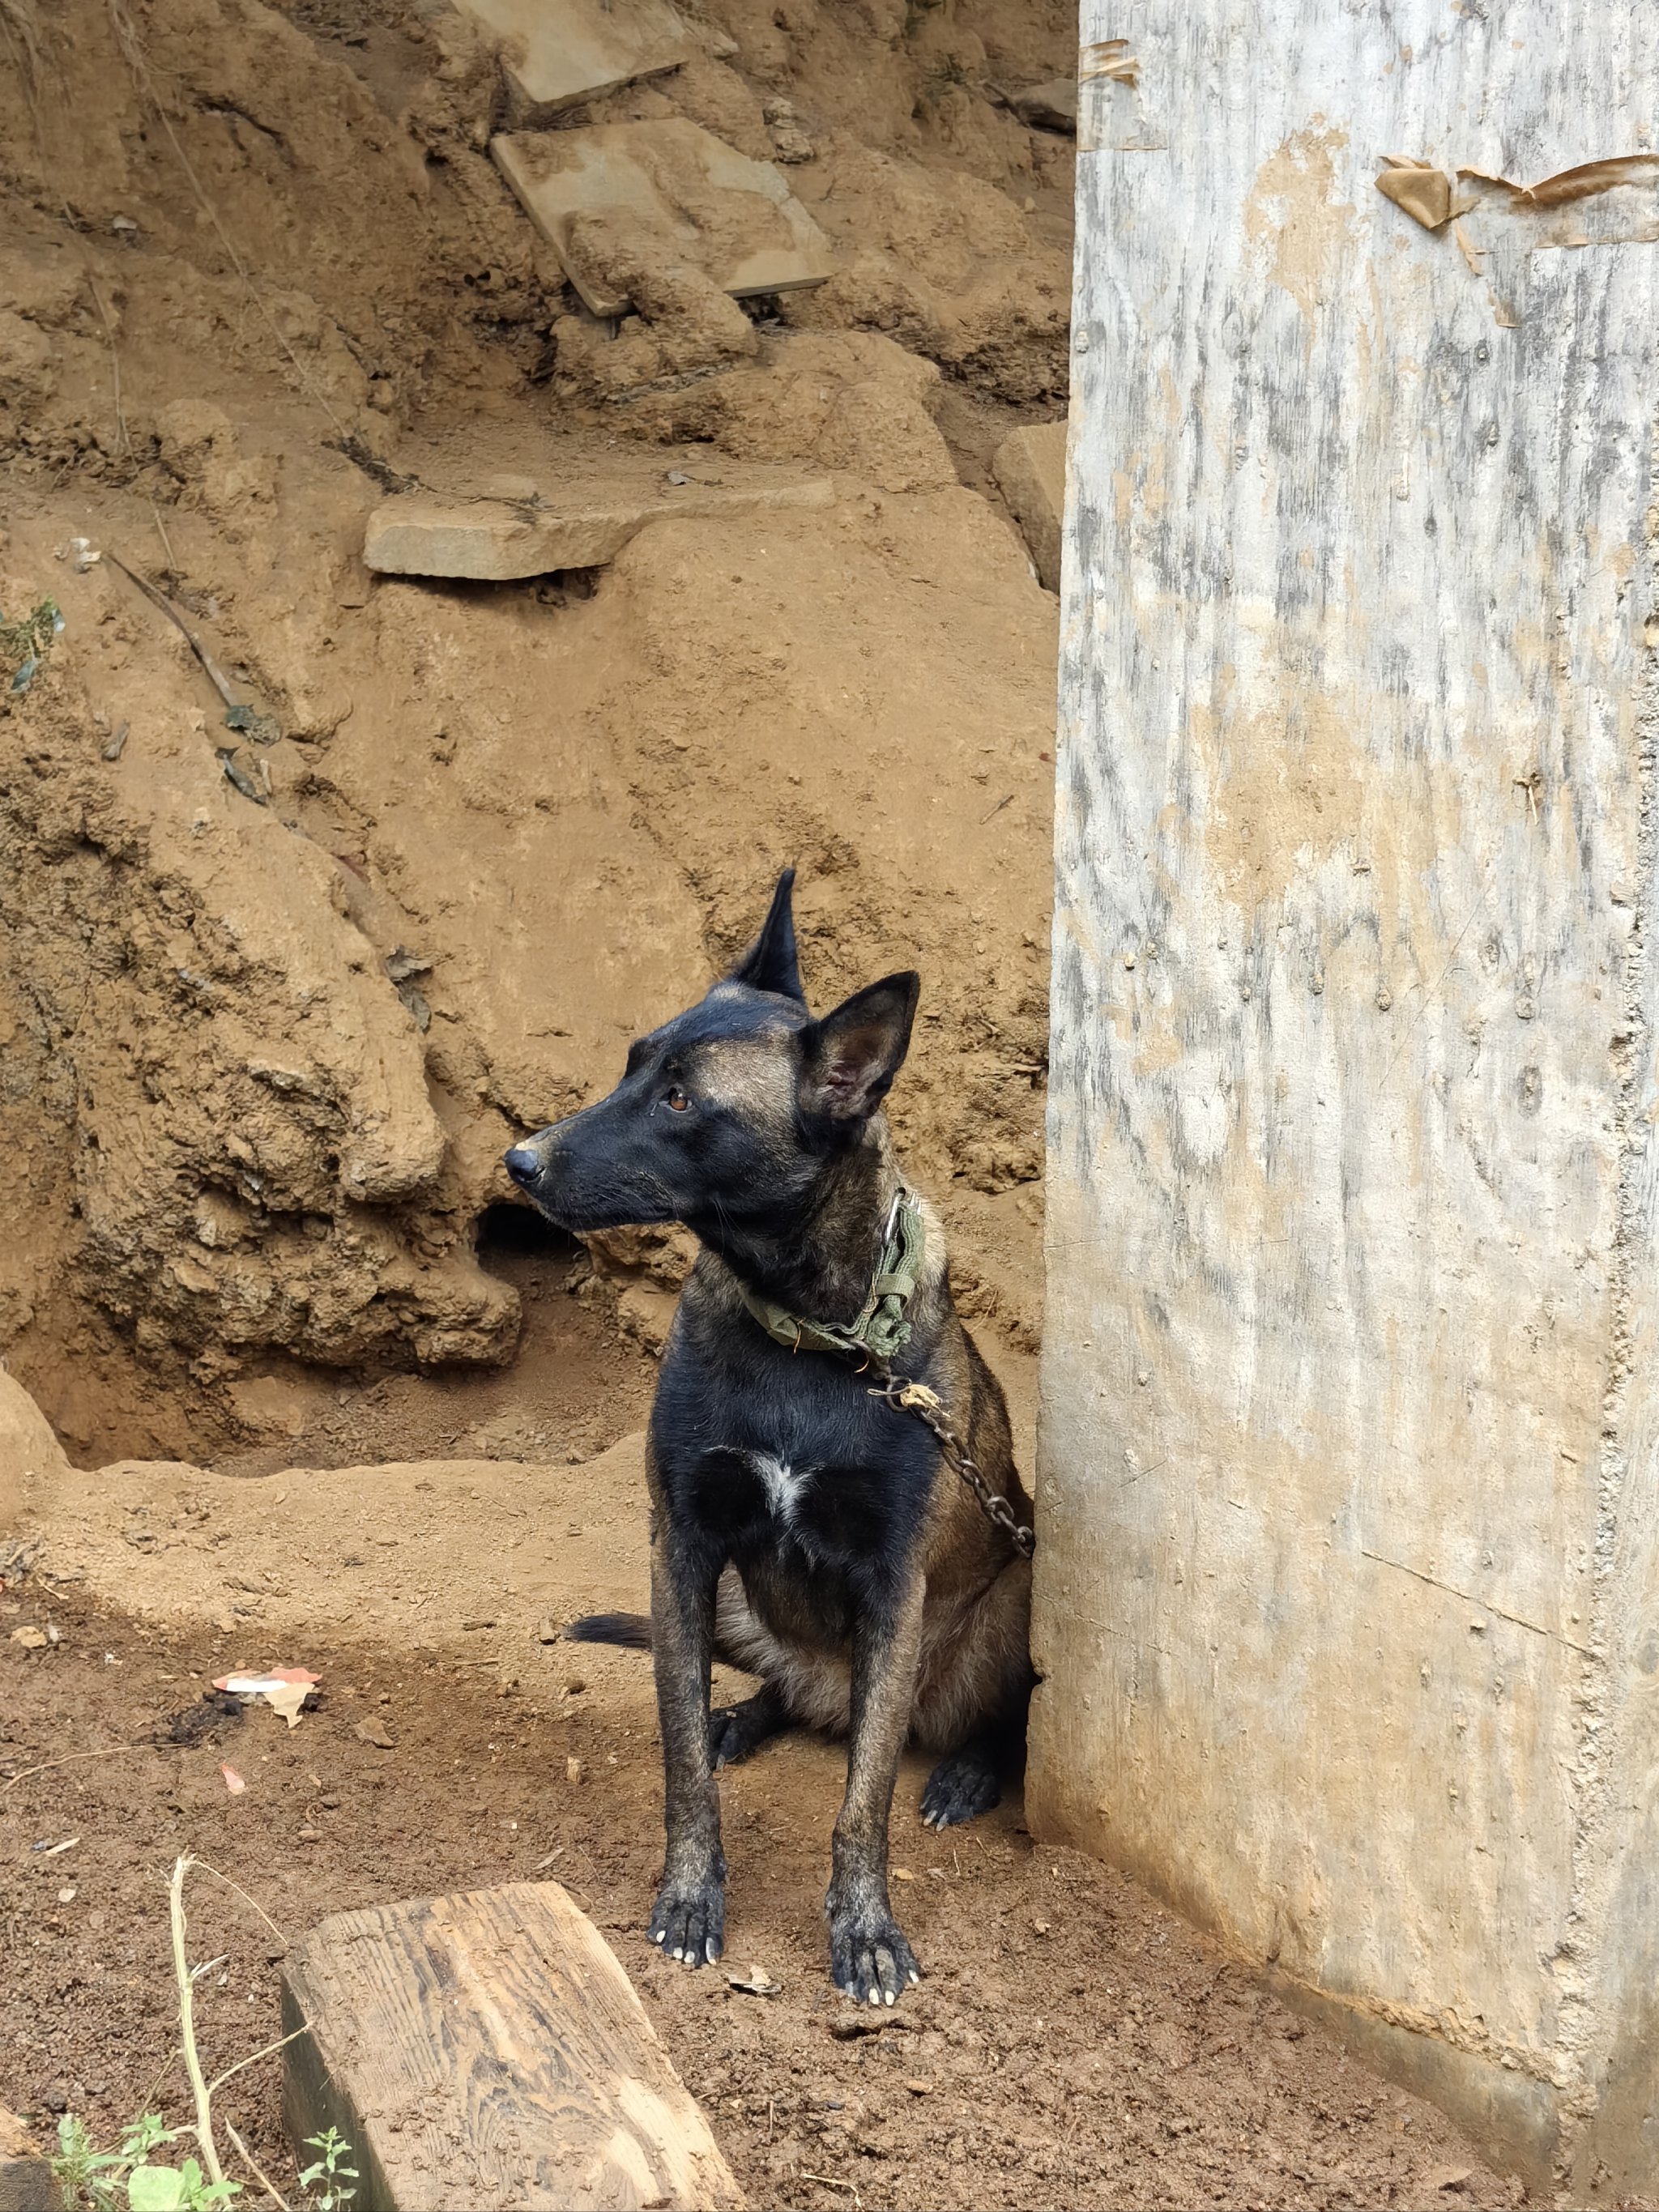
[830,1912,920,2008]
[648,1877,725,1968]
[709,1685,789,1769]
[920,1744,1002,1828]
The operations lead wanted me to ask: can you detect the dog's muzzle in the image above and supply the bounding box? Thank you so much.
[503,1145,541,1188]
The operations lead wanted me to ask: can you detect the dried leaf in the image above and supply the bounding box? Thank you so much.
[727,1964,782,1997]
[215,1667,321,1729]
[10,1626,48,1648]
[263,1681,310,1728]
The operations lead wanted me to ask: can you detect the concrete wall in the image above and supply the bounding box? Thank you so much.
[1029,2,1659,2193]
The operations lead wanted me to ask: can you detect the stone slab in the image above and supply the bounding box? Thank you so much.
[364,462,834,581]
[452,0,691,114]
[1007,76,1078,132]
[992,420,1067,592]
[493,119,834,318]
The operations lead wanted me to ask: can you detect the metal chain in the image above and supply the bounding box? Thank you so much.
[868,1370,1036,1559]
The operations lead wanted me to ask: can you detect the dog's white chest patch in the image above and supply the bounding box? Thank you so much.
[748,1451,809,1524]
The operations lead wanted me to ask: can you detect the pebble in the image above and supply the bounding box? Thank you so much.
[297,1826,322,1843]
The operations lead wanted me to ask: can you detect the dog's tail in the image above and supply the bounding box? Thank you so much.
[565,1609,752,1673]
[565,1610,653,1651]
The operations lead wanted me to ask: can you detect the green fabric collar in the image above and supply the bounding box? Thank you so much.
[736,1186,925,1364]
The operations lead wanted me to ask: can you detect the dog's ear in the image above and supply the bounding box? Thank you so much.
[798,972,920,1123]
[727,867,805,1002]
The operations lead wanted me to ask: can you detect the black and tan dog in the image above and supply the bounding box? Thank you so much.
[503,872,1033,2006]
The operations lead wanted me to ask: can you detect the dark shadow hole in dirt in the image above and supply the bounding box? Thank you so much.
[476,1200,580,1262]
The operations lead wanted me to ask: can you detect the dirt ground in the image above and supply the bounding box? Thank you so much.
[2,1575,1520,2212]
[2,1308,1520,2211]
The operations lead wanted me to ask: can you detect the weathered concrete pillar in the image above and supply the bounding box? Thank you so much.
[1030,3,1659,2192]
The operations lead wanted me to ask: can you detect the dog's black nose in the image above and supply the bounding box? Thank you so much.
[503,1146,539,1187]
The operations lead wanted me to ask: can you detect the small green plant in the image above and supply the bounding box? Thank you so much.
[49,1856,353,2212]
[0,595,62,693]
[295,2131,357,2212]
[53,2112,240,2210]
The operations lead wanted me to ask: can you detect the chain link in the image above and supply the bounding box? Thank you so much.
[868,1370,1036,1558]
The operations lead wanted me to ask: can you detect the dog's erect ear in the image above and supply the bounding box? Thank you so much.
[727,867,805,1002]
[798,972,920,1123]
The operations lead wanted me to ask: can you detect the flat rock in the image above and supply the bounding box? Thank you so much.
[493,119,834,318]
[993,420,1068,592]
[0,1370,69,1534]
[452,0,691,114]
[364,458,834,580]
[282,1882,744,2210]
[1007,76,1078,133]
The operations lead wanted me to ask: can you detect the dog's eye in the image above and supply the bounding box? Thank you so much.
[664,1085,690,1113]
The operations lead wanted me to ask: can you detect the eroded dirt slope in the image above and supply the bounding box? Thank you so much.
[1,0,1071,1459]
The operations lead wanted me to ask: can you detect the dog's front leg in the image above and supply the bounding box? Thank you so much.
[647,1523,727,1967]
[826,1566,926,2006]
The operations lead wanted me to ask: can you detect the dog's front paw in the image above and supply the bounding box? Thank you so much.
[649,1875,725,1967]
[829,1909,920,2008]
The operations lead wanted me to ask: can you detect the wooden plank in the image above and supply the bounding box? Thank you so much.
[0,2109,53,2212]
[1030,0,1659,2193]
[280,1882,743,2212]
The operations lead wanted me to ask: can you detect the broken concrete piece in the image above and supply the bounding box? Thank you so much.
[992,420,1068,592]
[364,467,834,581]
[453,0,691,115]
[1007,78,1078,133]
[493,120,834,318]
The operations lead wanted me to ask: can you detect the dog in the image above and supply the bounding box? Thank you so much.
[503,870,1034,2006]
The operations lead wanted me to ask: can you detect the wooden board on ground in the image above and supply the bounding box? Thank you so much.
[281,1882,744,2212]
[493,121,834,318]
[0,2108,53,2212]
